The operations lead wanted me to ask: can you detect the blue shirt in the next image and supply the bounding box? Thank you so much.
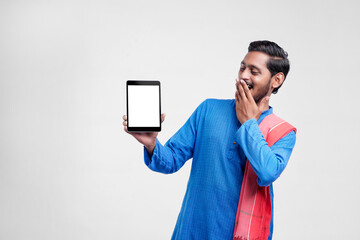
[143,98,296,240]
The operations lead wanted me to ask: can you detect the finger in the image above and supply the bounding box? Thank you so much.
[240,80,253,102]
[123,120,127,126]
[237,80,246,100]
[123,115,127,121]
[124,125,134,135]
[161,113,166,123]
[235,91,240,103]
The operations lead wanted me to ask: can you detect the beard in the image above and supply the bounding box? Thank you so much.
[252,78,271,104]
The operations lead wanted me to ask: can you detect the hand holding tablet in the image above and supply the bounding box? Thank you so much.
[123,80,164,155]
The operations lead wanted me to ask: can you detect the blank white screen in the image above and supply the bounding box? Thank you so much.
[128,85,160,127]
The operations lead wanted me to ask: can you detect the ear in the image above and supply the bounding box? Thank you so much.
[271,72,285,89]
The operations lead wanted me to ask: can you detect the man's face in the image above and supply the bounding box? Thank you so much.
[237,51,273,103]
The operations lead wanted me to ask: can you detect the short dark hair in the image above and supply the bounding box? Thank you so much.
[248,40,290,94]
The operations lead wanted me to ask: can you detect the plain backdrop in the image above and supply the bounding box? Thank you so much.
[1,0,360,239]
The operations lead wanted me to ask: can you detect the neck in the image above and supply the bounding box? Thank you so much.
[256,93,271,110]
[257,101,270,110]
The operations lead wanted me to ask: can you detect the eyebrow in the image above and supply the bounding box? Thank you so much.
[240,61,261,72]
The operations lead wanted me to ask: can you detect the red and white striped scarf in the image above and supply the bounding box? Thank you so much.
[233,114,296,240]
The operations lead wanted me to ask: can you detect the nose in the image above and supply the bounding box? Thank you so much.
[239,68,251,80]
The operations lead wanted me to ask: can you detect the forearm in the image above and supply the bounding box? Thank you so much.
[143,138,190,174]
[236,119,296,186]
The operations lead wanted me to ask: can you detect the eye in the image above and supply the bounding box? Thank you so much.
[251,71,259,75]
[240,67,245,72]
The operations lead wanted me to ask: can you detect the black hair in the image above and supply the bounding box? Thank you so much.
[248,40,290,94]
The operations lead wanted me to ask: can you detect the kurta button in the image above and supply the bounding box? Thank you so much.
[233,141,236,144]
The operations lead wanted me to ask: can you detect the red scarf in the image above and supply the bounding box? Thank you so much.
[233,114,297,240]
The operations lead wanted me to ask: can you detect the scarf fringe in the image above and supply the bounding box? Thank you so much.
[233,235,263,240]
[233,236,247,240]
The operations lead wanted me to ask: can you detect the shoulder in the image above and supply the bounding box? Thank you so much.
[264,113,296,131]
[265,113,297,146]
[191,98,235,119]
[201,98,235,109]
[195,98,235,114]
[204,98,234,104]
[192,98,236,122]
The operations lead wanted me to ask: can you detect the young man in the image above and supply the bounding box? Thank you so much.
[123,40,296,240]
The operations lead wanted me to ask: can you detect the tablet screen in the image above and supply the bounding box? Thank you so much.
[126,80,161,132]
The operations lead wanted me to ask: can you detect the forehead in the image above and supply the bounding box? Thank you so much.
[242,51,270,69]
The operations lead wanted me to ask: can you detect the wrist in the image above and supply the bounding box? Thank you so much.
[145,139,157,153]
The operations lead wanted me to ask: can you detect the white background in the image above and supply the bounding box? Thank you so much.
[1,0,359,239]
[127,85,160,127]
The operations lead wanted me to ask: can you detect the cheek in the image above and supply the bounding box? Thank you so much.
[251,77,261,86]
[253,75,267,86]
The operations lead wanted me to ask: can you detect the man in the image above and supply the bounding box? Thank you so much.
[123,40,296,240]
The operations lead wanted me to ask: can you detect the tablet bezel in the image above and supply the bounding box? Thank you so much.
[126,80,161,132]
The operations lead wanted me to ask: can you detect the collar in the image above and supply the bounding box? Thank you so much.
[257,106,273,124]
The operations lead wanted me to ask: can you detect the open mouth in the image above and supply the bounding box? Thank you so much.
[245,81,253,90]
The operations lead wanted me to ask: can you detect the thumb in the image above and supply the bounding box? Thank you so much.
[161,113,166,123]
[259,96,270,112]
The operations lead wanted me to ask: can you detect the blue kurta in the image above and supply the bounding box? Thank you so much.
[143,98,296,240]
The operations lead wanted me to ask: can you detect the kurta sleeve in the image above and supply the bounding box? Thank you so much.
[143,99,207,174]
[235,118,296,186]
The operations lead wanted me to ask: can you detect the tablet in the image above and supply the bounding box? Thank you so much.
[126,80,161,132]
